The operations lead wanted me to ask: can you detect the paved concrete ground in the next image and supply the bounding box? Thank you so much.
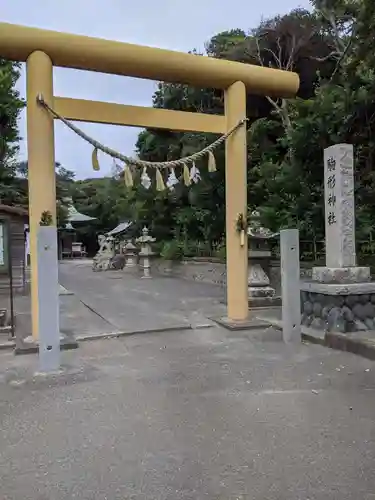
[6,260,226,344]
[8,288,114,343]
[1,326,375,499]
[58,260,226,335]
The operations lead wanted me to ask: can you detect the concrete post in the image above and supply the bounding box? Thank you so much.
[280,229,301,343]
[37,226,60,372]
[224,81,248,321]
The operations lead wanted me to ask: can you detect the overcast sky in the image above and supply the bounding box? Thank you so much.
[3,0,311,179]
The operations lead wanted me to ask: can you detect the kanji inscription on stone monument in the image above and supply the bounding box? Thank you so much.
[323,144,356,268]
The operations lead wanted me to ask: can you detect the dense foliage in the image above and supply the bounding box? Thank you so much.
[2,0,375,258]
[0,59,25,205]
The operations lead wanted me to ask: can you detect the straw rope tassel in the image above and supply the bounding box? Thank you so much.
[123,164,134,187]
[208,150,217,172]
[92,147,100,171]
[155,167,166,191]
[183,163,191,186]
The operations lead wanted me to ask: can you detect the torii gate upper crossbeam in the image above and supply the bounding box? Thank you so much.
[0,22,299,97]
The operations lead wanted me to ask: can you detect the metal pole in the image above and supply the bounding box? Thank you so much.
[7,220,15,338]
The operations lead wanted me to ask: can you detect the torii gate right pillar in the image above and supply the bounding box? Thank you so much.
[225,81,248,321]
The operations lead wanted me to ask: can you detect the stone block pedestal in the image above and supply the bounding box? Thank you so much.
[248,263,281,308]
[301,277,375,333]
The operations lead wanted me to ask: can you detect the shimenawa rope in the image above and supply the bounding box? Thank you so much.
[36,94,247,170]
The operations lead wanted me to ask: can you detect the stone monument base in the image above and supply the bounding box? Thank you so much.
[312,266,371,284]
[300,281,375,333]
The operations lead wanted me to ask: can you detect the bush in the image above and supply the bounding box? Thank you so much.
[180,240,211,258]
[160,240,183,261]
[213,241,226,261]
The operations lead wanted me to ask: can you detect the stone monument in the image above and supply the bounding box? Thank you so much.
[136,227,155,278]
[301,144,375,332]
[247,211,281,308]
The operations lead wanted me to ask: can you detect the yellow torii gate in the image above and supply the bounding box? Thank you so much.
[0,23,299,339]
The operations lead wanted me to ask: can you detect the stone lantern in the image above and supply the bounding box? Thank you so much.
[247,211,281,308]
[136,227,156,278]
[124,240,137,268]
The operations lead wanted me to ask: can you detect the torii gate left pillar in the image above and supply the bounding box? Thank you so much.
[27,51,58,343]
[25,50,65,367]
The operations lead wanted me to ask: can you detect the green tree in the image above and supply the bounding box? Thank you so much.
[132,9,342,251]
[14,159,76,227]
[0,59,25,204]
